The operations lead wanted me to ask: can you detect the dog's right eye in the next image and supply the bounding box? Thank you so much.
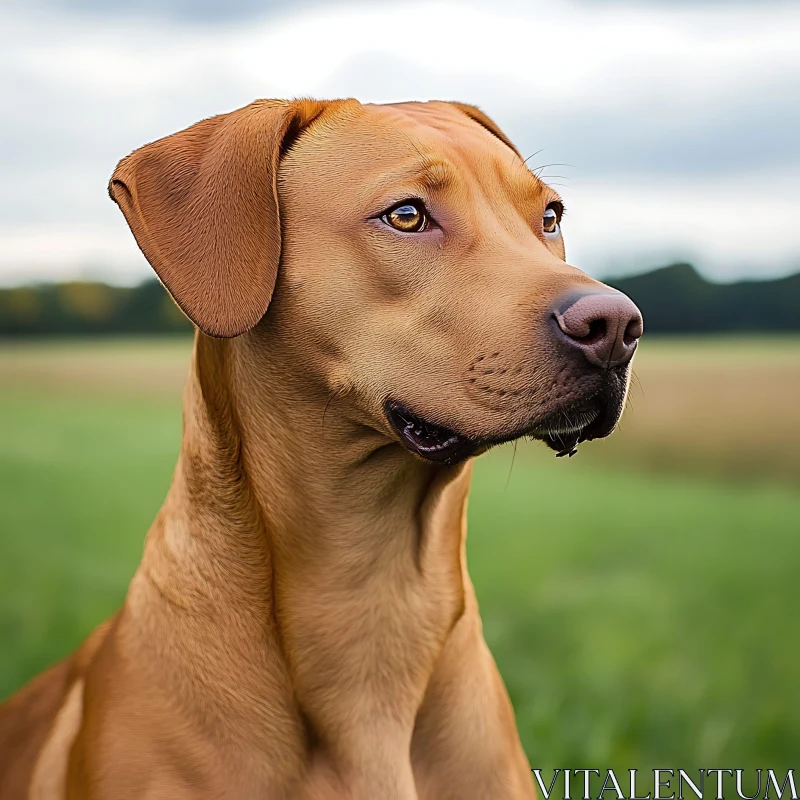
[382,202,428,233]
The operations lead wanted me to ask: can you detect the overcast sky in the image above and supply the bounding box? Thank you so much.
[2,0,799,285]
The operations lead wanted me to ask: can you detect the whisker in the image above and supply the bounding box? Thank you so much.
[505,440,519,491]
[322,387,347,435]
[631,370,644,398]
[530,162,577,172]
[523,149,545,166]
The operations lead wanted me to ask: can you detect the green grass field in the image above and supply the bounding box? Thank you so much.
[1,337,798,778]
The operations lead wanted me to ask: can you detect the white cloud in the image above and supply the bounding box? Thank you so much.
[0,225,144,284]
[565,169,800,281]
[1,0,798,284]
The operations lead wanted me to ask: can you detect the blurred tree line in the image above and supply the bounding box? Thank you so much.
[0,279,190,336]
[611,263,800,334]
[0,263,798,336]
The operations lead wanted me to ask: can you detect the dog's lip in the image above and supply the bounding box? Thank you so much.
[534,381,628,455]
[385,401,478,464]
[538,402,618,457]
[385,378,626,464]
[533,408,600,458]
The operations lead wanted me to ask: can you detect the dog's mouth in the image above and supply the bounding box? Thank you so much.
[385,375,627,465]
[385,401,478,463]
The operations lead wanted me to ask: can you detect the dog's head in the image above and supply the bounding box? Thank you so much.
[110,98,642,463]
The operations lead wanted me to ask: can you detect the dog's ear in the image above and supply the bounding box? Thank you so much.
[448,102,522,160]
[109,99,328,338]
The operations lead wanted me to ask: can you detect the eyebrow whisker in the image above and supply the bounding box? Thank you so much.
[530,162,577,177]
[532,162,577,169]
[522,149,545,166]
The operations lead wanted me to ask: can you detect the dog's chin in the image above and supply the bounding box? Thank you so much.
[385,375,628,465]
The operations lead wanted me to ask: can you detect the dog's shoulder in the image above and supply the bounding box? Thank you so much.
[0,655,75,797]
[0,618,112,798]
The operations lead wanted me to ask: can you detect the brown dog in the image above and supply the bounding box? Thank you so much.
[0,98,642,799]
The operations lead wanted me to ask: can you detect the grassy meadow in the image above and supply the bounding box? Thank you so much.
[0,337,798,776]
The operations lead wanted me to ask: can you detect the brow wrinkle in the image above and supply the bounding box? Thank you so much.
[393,129,459,194]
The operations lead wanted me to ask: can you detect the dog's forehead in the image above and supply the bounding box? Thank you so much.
[279,100,526,211]
[367,101,490,139]
[291,101,512,175]
[365,101,514,159]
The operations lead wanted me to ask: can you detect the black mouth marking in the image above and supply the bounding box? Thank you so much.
[534,386,625,457]
[385,374,627,464]
[543,417,596,458]
[385,401,478,464]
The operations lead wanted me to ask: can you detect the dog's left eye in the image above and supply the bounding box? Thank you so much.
[543,204,561,236]
[382,202,428,233]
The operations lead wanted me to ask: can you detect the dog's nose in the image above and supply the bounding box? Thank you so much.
[554,291,643,368]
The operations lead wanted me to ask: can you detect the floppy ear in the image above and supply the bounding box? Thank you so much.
[448,102,523,160]
[109,99,328,338]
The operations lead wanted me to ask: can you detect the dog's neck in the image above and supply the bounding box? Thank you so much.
[134,332,472,772]
[175,331,470,573]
